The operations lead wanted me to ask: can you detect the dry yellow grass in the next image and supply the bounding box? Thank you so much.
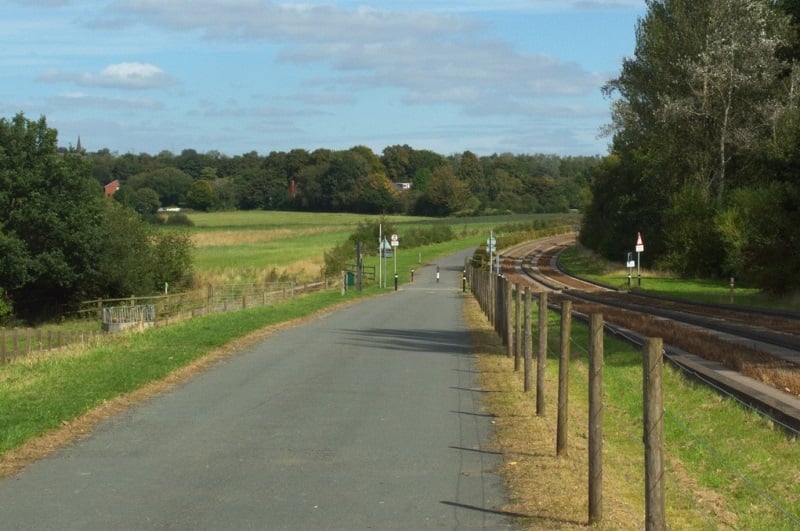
[191,227,340,247]
[193,259,325,286]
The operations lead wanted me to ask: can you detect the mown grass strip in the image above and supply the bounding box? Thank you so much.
[557,246,790,309]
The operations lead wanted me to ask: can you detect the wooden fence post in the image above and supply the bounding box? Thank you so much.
[493,275,499,337]
[644,337,666,531]
[487,270,494,329]
[514,284,522,372]
[484,269,490,317]
[505,280,513,357]
[557,300,572,456]
[536,291,548,416]
[524,287,532,393]
[589,313,604,525]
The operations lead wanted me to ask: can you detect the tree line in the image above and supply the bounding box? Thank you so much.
[0,111,598,324]
[84,145,598,218]
[582,0,800,293]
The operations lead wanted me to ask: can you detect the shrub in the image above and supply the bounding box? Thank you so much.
[165,212,194,226]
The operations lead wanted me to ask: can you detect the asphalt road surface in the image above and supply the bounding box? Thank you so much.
[0,248,513,530]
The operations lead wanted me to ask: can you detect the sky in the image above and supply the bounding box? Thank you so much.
[3,0,647,158]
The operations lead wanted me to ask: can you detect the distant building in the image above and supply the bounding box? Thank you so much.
[104,179,120,197]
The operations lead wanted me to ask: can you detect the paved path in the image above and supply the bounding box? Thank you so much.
[0,249,512,530]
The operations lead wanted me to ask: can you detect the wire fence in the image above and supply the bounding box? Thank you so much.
[0,277,340,365]
[467,264,800,528]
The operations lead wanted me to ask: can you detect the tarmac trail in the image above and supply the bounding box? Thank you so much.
[0,249,511,530]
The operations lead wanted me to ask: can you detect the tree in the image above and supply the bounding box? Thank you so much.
[187,180,217,211]
[716,181,800,291]
[594,0,799,280]
[456,150,486,201]
[133,187,161,215]
[658,0,792,202]
[381,144,413,182]
[0,113,196,322]
[95,202,159,298]
[128,167,193,207]
[416,166,473,216]
[0,114,107,320]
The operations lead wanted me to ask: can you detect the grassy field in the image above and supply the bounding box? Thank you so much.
[185,211,381,283]
[183,210,574,285]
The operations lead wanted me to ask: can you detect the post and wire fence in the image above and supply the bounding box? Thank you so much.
[463,260,798,529]
[0,277,341,365]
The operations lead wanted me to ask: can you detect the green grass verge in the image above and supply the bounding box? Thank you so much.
[556,246,792,309]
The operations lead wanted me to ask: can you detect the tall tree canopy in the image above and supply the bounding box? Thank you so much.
[585,0,800,290]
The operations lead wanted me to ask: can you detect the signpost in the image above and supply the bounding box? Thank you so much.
[487,231,496,274]
[380,237,392,288]
[626,252,635,288]
[391,234,399,290]
[635,232,644,287]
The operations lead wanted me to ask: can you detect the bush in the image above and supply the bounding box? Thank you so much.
[165,212,194,226]
[323,242,356,277]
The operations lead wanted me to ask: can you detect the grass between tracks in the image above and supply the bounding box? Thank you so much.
[463,296,800,530]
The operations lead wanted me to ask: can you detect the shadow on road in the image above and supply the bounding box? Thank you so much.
[439,500,528,519]
[339,328,471,355]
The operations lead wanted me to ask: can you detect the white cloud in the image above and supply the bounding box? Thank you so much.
[103,1,603,115]
[38,62,174,90]
[93,62,174,89]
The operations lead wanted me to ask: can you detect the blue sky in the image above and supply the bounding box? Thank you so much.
[3,0,646,157]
